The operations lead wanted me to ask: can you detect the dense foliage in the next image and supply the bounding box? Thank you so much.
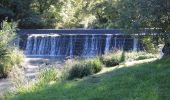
[0,0,169,30]
[0,0,62,28]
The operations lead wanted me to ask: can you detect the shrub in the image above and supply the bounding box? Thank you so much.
[87,58,103,73]
[125,51,158,61]
[101,50,123,67]
[68,62,93,80]
[141,36,158,53]
[67,58,103,80]
[8,49,24,66]
[136,54,156,60]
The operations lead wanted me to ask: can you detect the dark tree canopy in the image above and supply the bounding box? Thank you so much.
[0,0,169,34]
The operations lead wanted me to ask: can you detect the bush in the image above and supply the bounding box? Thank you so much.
[67,58,103,80]
[88,58,103,73]
[68,63,92,80]
[141,36,158,53]
[101,50,123,67]
[8,49,24,66]
[125,51,158,61]
[136,54,156,60]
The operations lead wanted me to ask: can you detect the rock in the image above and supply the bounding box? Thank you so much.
[162,43,170,56]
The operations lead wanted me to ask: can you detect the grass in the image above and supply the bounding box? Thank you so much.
[6,57,170,100]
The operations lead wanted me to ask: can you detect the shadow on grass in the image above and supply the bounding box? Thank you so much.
[7,57,170,100]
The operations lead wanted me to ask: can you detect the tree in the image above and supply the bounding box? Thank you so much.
[0,0,62,28]
[116,0,170,32]
[114,0,170,55]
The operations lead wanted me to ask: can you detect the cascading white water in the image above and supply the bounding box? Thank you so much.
[32,36,38,55]
[56,37,62,56]
[25,35,32,55]
[94,36,98,55]
[83,35,98,56]
[67,35,74,57]
[38,37,45,55]
[83,36,89,56]
[24,34,137,57]
[133,37,138,51]
[104,34,112,54]
[90,35,95,56]
[117,38,126,49]
[114,37,117,48]
[50,37,56,56]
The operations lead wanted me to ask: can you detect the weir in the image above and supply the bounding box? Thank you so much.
[17,29,139,58]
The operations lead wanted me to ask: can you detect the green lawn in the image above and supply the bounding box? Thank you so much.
[6,57,170,100]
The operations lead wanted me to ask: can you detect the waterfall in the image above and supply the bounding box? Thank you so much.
[32,36,38,55]
[94,36,98,55]
[67,35,74,57]
[83,36,89,56]
[90,35,95,56]
[104,34,112,54]
[24,34,138,58]
[69,36,73,56]
[118,38,126,49]
[114,37,117,48]
[56,37,61,56]
[133,37,138,51]
[25,35,33,55]
[50,37,56,56]
[89,35,99,56]
[38,37,45,55]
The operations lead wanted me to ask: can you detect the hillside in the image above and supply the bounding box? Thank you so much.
[6,57,170,100]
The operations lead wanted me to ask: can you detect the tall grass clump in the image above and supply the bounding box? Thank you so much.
[9,65,25,88]
[38,68,59,86]
[101,49,124,67]
[8,49,24,66]
[4,49,25,87]
[12,67,60,95]
[67,58,103,80]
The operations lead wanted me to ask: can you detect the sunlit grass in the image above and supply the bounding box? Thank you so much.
[5,56,170,100]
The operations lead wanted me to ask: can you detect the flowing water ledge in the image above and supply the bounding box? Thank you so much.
[17,29,140,58]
